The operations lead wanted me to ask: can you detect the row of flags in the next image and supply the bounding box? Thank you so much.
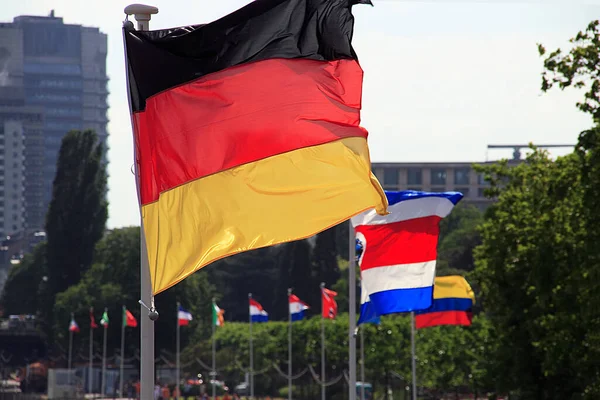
[68,308,135,333]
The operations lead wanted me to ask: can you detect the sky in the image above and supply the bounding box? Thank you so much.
[1,0,598,228]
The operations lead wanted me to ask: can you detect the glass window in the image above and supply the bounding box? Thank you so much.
[407,168,422,185]
[431,168,447,185]
[454,168,470,185]
[383,168,399,186]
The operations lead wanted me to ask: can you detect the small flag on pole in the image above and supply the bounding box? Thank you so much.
[289,294,309,322]
[415,276,475,329]
[249,299,269,323]
[178,305,193,326]
[90,308,98,329]
[212,303,225,327]
[100,310,109,327]
[69,317,80,333]
[321,287,338,319]
[123,308,137,328]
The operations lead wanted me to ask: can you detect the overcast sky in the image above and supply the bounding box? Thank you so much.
[1,0,598,228]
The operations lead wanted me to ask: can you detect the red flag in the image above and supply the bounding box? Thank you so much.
[90,308,98,329]
[322,287,338,319]
[123,308,137,328]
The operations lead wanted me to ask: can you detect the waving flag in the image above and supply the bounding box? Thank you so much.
[123,0,388,296]
[90,308,98,329]
[100,310,109,327]
[289,294,309,322]
[415,276,475,329]
[213,303,225,327]
[321,287,338,319]
[249,299,269,323]
[69,317,79,333]
[358,279,380,325]
[352,191,463,316]
[123,308,137,328]
[178,305,193,326]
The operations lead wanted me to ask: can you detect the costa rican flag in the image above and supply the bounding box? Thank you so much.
[289,294,309,322]
[352,190,463,317]
[249,299,269,323]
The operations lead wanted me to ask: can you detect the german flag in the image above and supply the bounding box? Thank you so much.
[124,0,387,295]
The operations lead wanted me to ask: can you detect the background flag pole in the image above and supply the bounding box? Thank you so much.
[249,293,254,399]
[411,312,417,400]
[288,288,293,400]
[122,5,159,400]
[320,282,326,400]
[348,220,357,400]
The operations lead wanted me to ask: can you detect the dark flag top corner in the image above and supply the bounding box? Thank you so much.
[124,0,387,295]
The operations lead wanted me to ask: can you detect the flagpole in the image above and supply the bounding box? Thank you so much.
[89,307,94,395]
[212,298,216,400]
[248,293,254,400]
[120,305,126,398]
[101,308,107,397]
[68,313,74,386]
[348,220,357,400]
[176,302,181,400]
[320,282,326,400]
[360,327,365,400]
[410,312,417,400]
[122,6,158,400]
[287,287,292,400]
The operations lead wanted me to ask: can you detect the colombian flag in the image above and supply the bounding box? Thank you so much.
[124,0,387,294]
[415,276,475,329]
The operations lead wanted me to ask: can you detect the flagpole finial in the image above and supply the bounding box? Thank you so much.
[287,288,292,296]
[248,293,252,299]
[320,282,325,289]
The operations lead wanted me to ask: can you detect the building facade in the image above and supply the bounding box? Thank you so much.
[0,11,108,235]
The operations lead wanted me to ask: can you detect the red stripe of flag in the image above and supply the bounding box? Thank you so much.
[415,311,473,329]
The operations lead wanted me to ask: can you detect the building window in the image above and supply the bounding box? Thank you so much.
[478,188,486,197]
[383,168,399,187]
[407,168,422,185]
[455,187,470,197]
[454,168,470,185]
[430,187,447,193]
[431,168,447,185]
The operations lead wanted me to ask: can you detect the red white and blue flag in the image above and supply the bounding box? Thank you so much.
[69,316,80,333]
[178,305,193,326]
[289,294,309,322]
[249,299,269,323]
[352,190,463,319]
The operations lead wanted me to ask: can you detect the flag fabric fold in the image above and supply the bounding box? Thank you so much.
[352,190,463,317]
[321,287,338,319]
[415,275,475,329]
[213,303,225,327]
[357,279,380,325]
[69,317,79,333]
[90,308,98,329]
[124,0,387,295]
[289,294,309,322]
[249,299,269,323]
[178,305,193,326]
[123,308,137,328]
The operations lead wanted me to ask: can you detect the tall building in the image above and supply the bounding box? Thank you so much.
[0,10,108,235]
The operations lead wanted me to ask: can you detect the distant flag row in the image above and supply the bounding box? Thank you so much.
[69,307,136,333]
[355,190,475,328]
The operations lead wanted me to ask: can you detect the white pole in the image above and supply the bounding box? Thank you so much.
[411,312,417,400]
[320,282,326,400]
[212,298,216,400]
[120,306,126,398]
[176,302,181,400]
[287,288,292,400]
[122,5,159,400]
[68,313,73,386]
[248,293,254,400]
[101,309,107,397]
[89,308,94,395]
[348,220,357,400]
[360,328,365,400]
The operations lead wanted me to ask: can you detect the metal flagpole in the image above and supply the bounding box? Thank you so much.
[360,327,365,400]
[68,313,73,386]
[122,5,159,400]
[120,306,126,398]
[101,308,107,397]
[411,312,417,400]
[212,298,216,400]
[89,308,94,395]
[320,282,326,400]
[176,302,181,400]
[287,288,292,400]
[348,220,357,400]
[248,293,254,400]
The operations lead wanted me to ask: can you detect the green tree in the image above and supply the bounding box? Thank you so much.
[45,130,108,310]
